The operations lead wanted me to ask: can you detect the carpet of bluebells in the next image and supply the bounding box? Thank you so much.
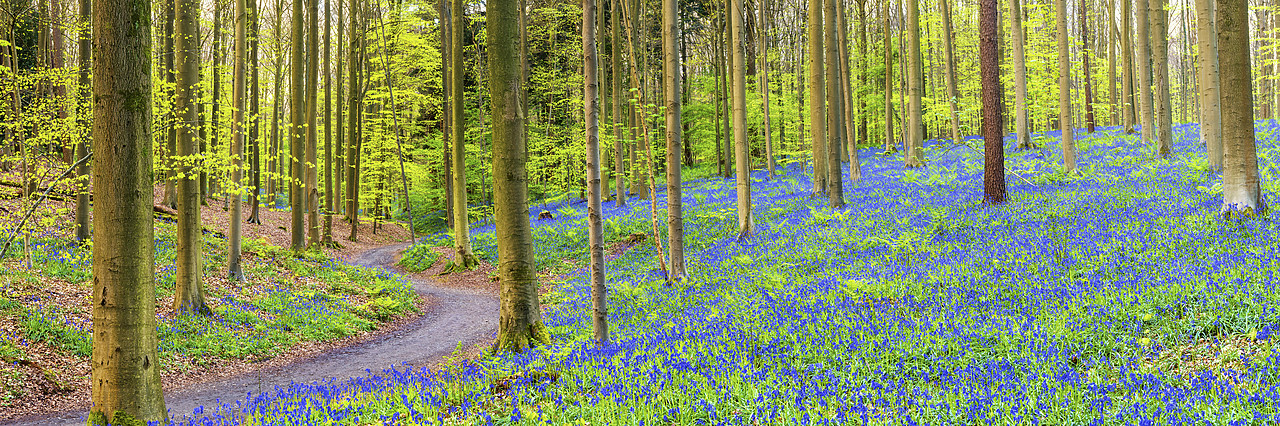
[172,122,1280,425]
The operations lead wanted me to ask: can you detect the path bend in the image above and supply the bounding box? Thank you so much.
[5,242,497,426]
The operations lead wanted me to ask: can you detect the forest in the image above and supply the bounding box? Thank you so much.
[0,0,1277,421]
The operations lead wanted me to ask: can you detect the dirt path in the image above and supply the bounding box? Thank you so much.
[4,242,498,426]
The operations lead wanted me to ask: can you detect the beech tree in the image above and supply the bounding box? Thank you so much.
[904,0,922,168]
[663,0,684,277]
[1196,0,1222,170]
[1151,0,1172,158]
[1010,0,1031,149]
[448,0,477,268]
[174,0,209,315]
[808,0,826,192]
[584,0,606,344]
[1218,0,1264,217]
[490,0,547,353]
[1056,0,1075,172]
[89,0,168,418]
[230,0,249,281]
[732,0,753,236]
[823,0,843,207]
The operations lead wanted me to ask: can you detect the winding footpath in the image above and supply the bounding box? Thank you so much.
[6,242,498,426]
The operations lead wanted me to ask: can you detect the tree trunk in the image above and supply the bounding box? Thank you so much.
[809,0,826,192]
[663,0,684,277]
[732,0,754,235]
[290,0,305,250]
[229,0,248,281]
[584,0,607,344]
[837,0,859,181]
[449,0,477,267]
[162,0,176,209]
[1151,0,1171,158]
[1057,0,1076,171]
[1122,0,1135,132]
[611,0,624,207]
[1081,0,1095,133]
[905,0,923,168]
[89,0,169,417]
[824,0,843,206]
[74,0,90,243]
[347,0,362,241]
[323,0,333,244]
[1107,0,1118,127]
[247,0,262,224]
[759,0,775,178]
[1196,0,1222,170]
[940,0,961,144]
[981,0,1006,204]
[174,0,209,315]
[1218,0,1263,217]
[883,0,894,153]
[207,2,220,201]
[1010,0,1031,149]
[305,0,320,245]
[490,0,546,354]
[268,0,282,208]
[1135,0,1154,146]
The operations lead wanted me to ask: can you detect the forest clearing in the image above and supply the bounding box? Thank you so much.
[0,0,1277,422]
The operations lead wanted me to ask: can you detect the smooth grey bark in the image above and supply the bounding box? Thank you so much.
[1057,0,1076,171]
[1010,0,1031,149]
[584,0,607,344]
[663,0,684,277]
[1196,0,1222,170]
[1218,0,1264,217]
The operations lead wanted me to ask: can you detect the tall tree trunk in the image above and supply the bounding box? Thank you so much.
[174,0,209,315]
[1135,0,1154,146]
[1151,0,1171,157]
[905,0,923,168]
[323,0,333,243]
[1196,0,1222,170]
[1218,0,1263,216]
[268,0,282,207]
[208,2,220,201]
[584,0,607,344]
[1107,0,1118,127]
[89,0,168,418]
[940,0,961,144]
[663,0,684,277]
[733,0,754,235]
[856,0,867,145]
[837,0,859,181]
[824,0,843,206]
[229,0,248,281]
[809,0,826,192]
[248,0,262,224]
[759,0,775,178]
[490,0,547,353]
[290,0,306,250]
[347,0,362,241]
[162,0,176,208]
[449,0,477,267]
[611,0,624,207]
[1057,0,1076,171]
[1010,0,1031,149]
[1122,0,1135,132]
[981,0,1006,204]
[1081,0,1095,133]
[883,0,894,153]
[74,0,90,243]
[305,0,319,245]
[335,0,345,218]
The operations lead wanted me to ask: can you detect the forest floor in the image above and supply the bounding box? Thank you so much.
[0,184,436,423]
